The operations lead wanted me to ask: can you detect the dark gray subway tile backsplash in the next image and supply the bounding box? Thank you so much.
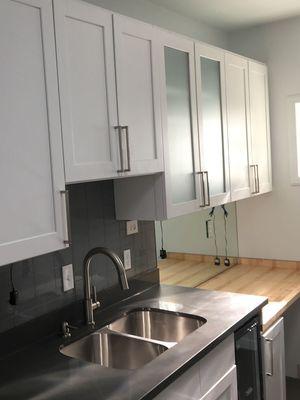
[0,180,157,333]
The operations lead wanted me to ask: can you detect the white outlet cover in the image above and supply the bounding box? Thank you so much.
[124,249,132,270]
[62,264,74,292]
[126,220,138,235]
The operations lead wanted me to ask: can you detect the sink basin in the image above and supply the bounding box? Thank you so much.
[60,307,206,370]
[60,330,168,370]
[108,308,206,343]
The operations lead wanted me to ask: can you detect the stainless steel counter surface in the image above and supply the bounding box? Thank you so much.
[0,284,267,400]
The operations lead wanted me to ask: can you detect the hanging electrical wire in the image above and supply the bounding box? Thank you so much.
[221,205,231,267]
[159,220,167,259]
[9,264,19,305]
[209,207,220,266]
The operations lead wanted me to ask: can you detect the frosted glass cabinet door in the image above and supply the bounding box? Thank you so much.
[54,0,119,183]
[0,0,68,266]
[159,31,200,218]
[195,44,230,207]
[248,61,272,195]
[225,53,252,201]
[113,15,164,176]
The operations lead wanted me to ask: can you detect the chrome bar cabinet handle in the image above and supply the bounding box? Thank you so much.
[255,164,260,193]
[204,171,210,206]
[122,126,131,172]
[115,126,124,173]
[250,164,258,194]
[60,190,72,246]
[265,338,274,377]
[196,171,206,208]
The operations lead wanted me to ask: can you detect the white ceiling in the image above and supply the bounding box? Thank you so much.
[148,0,300,30]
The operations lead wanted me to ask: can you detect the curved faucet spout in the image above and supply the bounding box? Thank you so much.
[83,247,129,327]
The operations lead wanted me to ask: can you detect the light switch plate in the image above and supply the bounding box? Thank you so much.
[62,264,74,292]
[124,249,132,270]
[126,220,138,235]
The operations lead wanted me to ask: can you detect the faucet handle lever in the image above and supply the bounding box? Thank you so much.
[92,285,97,302]
[92,285,100,310]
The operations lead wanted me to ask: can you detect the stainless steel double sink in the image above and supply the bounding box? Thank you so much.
[60,307,206,370]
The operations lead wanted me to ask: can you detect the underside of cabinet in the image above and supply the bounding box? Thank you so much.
[114,173,167,221]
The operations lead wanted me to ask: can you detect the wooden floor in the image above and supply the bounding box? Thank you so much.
[159,258,300,331]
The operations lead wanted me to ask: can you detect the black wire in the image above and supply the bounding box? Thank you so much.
[222,205,229,258]
[212,213,218,257]
[223,212,228,258]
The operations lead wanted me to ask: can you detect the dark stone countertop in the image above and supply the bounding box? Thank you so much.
[0,284,267,400]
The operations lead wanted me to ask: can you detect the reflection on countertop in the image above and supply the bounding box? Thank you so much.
[158,252,238,287]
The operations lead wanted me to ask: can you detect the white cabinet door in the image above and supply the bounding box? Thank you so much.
[54,0,119,183]
[262,318,286,400]
[248,61,272,195]
[225,53,252,201]
[0,0,68,266]
[200,366,238,400]
[195,44,230,207]
[154,362,202,400]
[113,15,163,176]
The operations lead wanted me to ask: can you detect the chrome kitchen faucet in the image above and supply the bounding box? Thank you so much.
[83,247,129,327]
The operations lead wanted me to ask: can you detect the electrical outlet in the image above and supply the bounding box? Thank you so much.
[62,264,74,292]
[126,220,138,235]
[124,249,132,270]
[206,219,214,238]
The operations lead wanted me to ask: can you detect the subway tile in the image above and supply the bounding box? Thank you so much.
[0,266,11,306]
[33,253,56,298]
[13,259,36,304]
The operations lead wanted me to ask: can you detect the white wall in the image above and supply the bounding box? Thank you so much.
[228,16,300,261]
[84,0,228,48]
[155,203,239,257]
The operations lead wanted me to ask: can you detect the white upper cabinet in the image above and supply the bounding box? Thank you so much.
[158,31,201,218]
[0,0,68,266]
[114,31,201,221]
[195,44,230,207]
[225,53,252,202]
[53,0,272,218]
[54,0,119,183]
[113,15,164,176]
[248,61,272,195]
[54,2,163,183]
[115,40,272,221]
